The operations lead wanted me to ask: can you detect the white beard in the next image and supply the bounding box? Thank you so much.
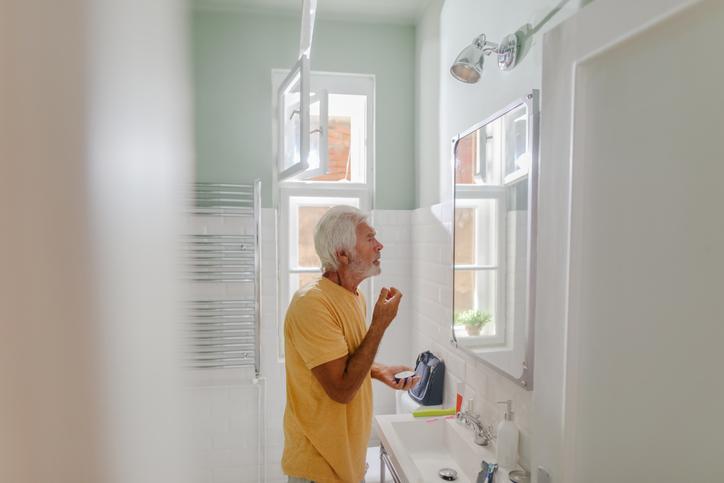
[348,254,381,278]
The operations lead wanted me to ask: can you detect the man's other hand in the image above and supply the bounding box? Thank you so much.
[372,364,420,391]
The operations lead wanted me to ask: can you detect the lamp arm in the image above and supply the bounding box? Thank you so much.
[530,0,572,35]
[471,34,499,55]
[482,42,499,55]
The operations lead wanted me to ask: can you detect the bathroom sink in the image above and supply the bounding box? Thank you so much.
[374,414,510,483]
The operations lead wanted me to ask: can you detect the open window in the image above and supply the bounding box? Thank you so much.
[275,69,372,183]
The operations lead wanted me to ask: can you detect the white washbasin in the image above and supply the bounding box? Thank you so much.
[374,414,519,483]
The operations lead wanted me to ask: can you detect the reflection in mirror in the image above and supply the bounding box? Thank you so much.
[451,91,539,389]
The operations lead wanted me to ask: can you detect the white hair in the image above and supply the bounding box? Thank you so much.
[314,205,368,272]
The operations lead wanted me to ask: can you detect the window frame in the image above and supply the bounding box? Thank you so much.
[276,56,311,180]
[272,69,375,360]
[453,185,508,346]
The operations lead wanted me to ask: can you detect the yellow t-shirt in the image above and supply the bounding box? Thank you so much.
[282,276,372,483]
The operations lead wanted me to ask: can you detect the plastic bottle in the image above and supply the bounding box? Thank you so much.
[495,400,519,468]
[456,382,465,413]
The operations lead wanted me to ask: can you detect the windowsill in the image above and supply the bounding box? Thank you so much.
[279,180,369,188]
[454,328,507,350]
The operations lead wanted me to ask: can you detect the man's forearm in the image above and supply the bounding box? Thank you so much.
[337,323,386,400]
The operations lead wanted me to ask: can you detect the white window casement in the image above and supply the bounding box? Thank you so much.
[276,56,311,180]
[454,187,507,346]
[274,69,374,184]
[273,70,375,358]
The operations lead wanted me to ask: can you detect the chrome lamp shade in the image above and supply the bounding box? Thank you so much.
[449,32,519,83]
[450,42,486,83]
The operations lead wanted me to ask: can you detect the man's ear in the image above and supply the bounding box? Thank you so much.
[336,249,350,266]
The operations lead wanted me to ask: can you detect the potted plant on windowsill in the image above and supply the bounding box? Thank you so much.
[454,309,492,337]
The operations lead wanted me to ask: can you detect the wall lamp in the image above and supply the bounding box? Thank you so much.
[450,0,572,84]
[450,32,519,83]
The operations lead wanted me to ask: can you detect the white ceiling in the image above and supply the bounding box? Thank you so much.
[193,0,433,25]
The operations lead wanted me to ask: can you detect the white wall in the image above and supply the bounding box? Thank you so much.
[415,0,443,208]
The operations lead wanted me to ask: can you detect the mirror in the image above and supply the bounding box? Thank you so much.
[451,91,539,389]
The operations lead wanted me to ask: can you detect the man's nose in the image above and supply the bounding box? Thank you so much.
[376,240,384,251]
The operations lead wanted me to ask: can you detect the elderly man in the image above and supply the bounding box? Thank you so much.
[282,205,418,483]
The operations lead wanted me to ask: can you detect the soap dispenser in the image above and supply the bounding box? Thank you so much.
[495,400,519,468]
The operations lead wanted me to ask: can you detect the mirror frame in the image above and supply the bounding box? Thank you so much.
[450,90,540,389]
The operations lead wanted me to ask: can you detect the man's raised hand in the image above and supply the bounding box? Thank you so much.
[372,287,402,329]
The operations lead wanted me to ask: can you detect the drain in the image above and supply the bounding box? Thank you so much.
[438,468,458,481]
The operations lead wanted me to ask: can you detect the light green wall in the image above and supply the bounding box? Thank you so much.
[192,9,416,209]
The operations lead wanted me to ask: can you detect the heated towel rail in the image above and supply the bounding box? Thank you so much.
[187,181,261,375]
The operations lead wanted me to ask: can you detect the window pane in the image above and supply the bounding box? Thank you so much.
[297,205,329,268]
[289,196,360,270]
[309,94,366,182]
[454,270,475,312]
[455,122,501,185]
[454,270,498,336]
[455,199,497,266]
[454,207,475,265]
[310,115,350,181]
[289,273,321,299]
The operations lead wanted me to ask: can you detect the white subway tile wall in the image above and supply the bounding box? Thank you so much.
[410,205,533,470]
[369,210,414,419]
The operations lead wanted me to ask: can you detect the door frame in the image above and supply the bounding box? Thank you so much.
[534,0,702,481]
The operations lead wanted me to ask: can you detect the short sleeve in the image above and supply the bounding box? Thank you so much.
[285,294,349,369]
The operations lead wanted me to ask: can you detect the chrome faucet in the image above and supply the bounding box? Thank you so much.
[456,400,495,446]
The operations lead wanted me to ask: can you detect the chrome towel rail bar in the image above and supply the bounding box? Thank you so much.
[186,181,261,375]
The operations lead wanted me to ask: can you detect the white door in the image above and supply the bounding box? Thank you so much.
[534,1,724,482]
